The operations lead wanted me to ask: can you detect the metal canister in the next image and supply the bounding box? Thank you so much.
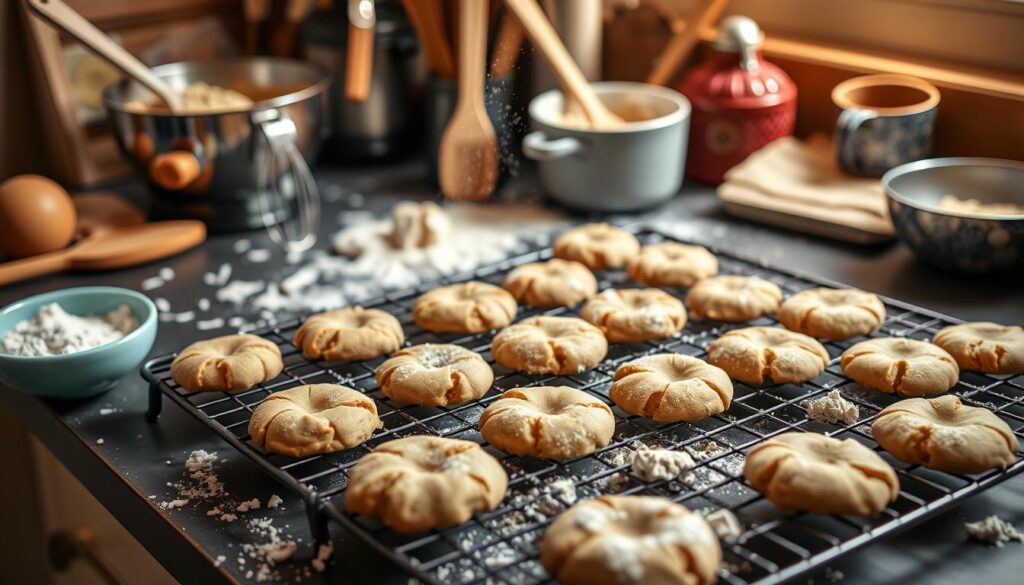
[678,16,796,184]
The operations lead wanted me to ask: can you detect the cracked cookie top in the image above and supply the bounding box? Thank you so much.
[375,344,493,407]
[413,281,518,333]
[627,242,719,288]
[610,354,733,422]
[491,316,608,375]
[841,337,959,396]
[686,275,782,322]
[295,307,404,362]
[171,334,283,392]
[552,223,641,270]
[479,386,615,459]
[707,326,829,384]
[932,322,1024,375]
[581,288,687,343]
[778,287,886,341]
[502,258,597,308]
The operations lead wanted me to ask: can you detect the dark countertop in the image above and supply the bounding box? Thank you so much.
[1,163,1022,585]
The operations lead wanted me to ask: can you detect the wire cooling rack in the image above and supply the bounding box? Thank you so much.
[143,228,1024,585]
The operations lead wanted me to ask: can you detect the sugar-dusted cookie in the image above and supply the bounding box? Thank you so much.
[295,307,404,361]
[933,322,1024,375]
[248,384,382,457]
[491,316,607,375]
[479,386,614,459]
[412,281,517,333]
[744,432,898,516]
[686,275,782,322]
[627,242,719,288]
[501,258,597,308]
[171,334,283,392]
[581,288,687,342]
[375,344,492,407]
[707,327,829,384]
[841,338,959,396]
[345,436,508,532]
[540,495,721,585]
[872,395,1019,474]
[611,354,733,422]
[552,223,640,270]
[778,287,886,340]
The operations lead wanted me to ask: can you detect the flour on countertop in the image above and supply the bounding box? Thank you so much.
[2,303,139,357]
[965,515,1024,547]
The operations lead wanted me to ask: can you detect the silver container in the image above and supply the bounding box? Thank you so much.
[103,58,328,250]
[883,157,1024,273]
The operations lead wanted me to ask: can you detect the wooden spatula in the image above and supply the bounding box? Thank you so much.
[0,221,207,286]
[438,0,499,201]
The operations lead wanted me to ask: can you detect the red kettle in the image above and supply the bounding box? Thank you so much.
[679,16,796,184]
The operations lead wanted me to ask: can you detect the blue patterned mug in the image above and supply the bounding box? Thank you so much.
[832,74,940,177]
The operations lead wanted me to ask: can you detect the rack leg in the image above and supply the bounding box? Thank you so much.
[145,384,163,422]
[305,496,330,547]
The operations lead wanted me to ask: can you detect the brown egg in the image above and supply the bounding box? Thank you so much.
[0,174,77,258]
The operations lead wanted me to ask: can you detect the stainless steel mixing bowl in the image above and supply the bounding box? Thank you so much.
[103,58,329,250]
[882,157,1024,273]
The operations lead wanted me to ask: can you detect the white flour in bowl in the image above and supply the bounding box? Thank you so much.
[1,302,139,357]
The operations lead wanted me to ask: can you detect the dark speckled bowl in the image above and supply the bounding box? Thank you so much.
[882,158,1024,273]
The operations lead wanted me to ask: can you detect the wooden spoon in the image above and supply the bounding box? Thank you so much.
[0,221,206,286]
[345,0,376,102]
[503,0,622,129]
[401,0,455,78]
[27,0,181,111]
[438,0,499,201]
[646,0,730,86]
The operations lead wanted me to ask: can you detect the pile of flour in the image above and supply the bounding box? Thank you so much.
[1,302,139,357]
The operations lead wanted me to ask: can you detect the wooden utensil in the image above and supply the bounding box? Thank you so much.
[0,221,207,286]
[345,0,376,102]
[438,0,498,201]
[271,0,317,57]
[242,0,270,55]
[489,10,525,77]
[72,193,146,239]
[401,0,455,78]
[646,0,730,86]
[503,0,623,129]
[26,0,182,111]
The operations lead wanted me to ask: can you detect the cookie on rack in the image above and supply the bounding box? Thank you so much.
[171,334,283,392]
[743,432,899,516]
[294,307,404,362]
[932,322,1024,375]
[777,287,886,340]
[552,223,640,270]
[872,395,1018,474]
[540,495,721,585]
[345,436,508,532]
[841,338,959,396]
[375,344,493,407]
[626,242,719,288]
[412,281,517,333]
[686,275,782,322]
[501,258,597,308]
[479,386,615,459]
[491,316,607,375]
[248,384,382,457]
[580,288,688,342]
[707,327,829,384]
[610,354,733,422]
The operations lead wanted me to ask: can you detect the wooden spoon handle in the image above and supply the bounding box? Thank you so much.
[26,0,181,110]
[401,0,455,78]
[345,24,375,102]
[646,0,730,86]
[0,249,71,287]
[457,0,488,100]
[489,11,525,77]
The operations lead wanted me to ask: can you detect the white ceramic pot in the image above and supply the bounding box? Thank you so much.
[523,81,691,211]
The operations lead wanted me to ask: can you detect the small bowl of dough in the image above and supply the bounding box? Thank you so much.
[0,287,157,398]
[882,157,1024,273]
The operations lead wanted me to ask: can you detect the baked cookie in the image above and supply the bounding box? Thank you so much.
[295,307,404,361]
[375,344,492,407]
[412,282,517,333]
[611,354,733,422]
[872,395,1019,474]
[707,327,829,384]
[479,386,615,459]
[540,495,720,585]
[933,322,1024,375]
[744,432,899,516]
[686,275,782,322]
[247,384,382,457]
[171,334,283,392]
[491,316,607,375]
[345,436,508,532]
[627,242,719,288]
[778,287,886,340]
[501,259,597,308]
[552,223,641,270]
[841,338,959,396]
[581,288,688,342]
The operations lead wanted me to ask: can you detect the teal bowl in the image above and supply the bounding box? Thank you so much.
[0,287,157,398]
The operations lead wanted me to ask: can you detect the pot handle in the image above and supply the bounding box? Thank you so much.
[522,131,583,161]
[254,109,320,254]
